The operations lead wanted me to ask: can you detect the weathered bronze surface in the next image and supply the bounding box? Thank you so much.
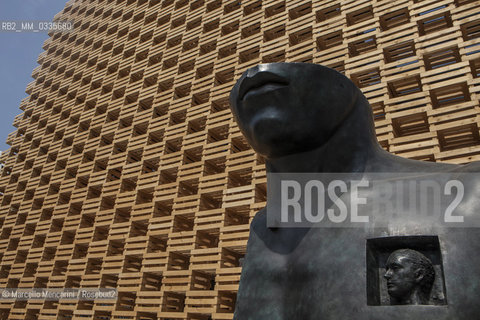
[384,249,435,305]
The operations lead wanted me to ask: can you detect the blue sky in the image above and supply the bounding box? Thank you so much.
[0,0,69,152]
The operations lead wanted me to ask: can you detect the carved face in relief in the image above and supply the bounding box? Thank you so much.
[384,249,435,305]
[229,63,359,159]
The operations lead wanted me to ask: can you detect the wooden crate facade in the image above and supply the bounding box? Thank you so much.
[0,0,479,319]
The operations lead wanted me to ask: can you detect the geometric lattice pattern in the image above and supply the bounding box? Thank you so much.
[0,0,479,319]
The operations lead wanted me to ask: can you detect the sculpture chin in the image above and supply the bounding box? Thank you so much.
[250,125,324,159]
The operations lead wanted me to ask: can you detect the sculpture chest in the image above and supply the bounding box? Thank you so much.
[233,210,480,320]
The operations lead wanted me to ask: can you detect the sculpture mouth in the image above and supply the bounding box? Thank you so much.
[239,71,289,100]
[242,82,288,100]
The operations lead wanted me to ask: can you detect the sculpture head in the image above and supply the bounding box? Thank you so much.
[229,63,365,159]
[384,249,435,305]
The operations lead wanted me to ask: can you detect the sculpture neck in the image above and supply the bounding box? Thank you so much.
[393,288,425,305]
[265,94,382,173]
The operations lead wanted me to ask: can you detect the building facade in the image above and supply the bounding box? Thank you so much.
[0,0,479,319]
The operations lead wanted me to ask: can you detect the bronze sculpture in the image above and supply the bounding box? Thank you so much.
[384,249,435,305]
[229,63,480,319]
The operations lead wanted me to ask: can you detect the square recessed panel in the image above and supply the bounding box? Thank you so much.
[366,235,447,306]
